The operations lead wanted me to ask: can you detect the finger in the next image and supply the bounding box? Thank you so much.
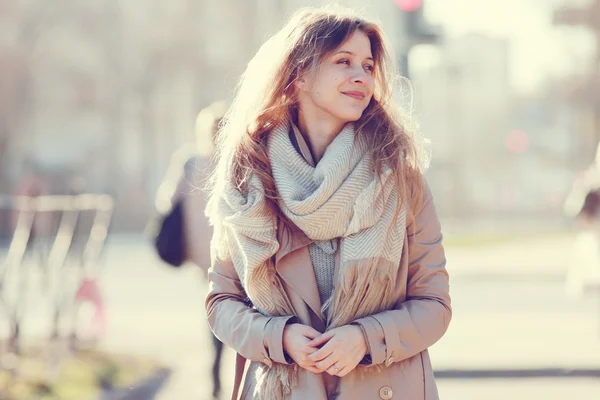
[315,354,338,372]
[307,330,336,347]
[300,325,322,340]
[326,363,343,376]
[302,365,322,374]
[300,344,318,355]
[336,365,351,377]
[307,342,334,362]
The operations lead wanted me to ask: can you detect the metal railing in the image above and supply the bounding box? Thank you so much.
[0,194,114,354]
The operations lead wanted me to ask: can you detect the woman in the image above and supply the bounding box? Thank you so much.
[205,6,451,400]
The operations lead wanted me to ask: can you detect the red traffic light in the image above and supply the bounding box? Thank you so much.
[394,0,423,12]
[505,130,530,154]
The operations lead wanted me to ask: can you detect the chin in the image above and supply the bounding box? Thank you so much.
[343,112,365,122]
[336,109,366,122]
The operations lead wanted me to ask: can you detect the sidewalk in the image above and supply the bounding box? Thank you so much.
[444,232,573,279]
[95,235,600,399]
[436,232,600,372]
[2,233,597,399]
[437,379,600,400]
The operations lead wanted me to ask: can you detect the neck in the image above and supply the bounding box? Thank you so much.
[296,109,345,163]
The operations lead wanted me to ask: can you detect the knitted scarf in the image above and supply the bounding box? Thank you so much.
[211,121,406,399]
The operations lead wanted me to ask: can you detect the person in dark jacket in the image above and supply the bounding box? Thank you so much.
[155,100,227,399]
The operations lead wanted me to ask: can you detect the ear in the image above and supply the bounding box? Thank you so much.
[294,75,306,91]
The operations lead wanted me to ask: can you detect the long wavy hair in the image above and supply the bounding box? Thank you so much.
[207,6,428,230]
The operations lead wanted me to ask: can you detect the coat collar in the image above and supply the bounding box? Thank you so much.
[275,219,327,323]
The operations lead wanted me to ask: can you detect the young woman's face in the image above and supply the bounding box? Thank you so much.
[296,31,375,124]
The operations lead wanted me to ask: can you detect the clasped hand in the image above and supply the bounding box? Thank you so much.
[282,323,367,377]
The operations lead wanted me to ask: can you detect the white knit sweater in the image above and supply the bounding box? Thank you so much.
[309,239,337,306]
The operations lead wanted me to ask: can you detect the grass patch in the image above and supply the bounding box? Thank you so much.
[0,344,162,400]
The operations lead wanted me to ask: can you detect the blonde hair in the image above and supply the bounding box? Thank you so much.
[207,5,428,225]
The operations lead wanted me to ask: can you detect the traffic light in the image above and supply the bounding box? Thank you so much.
[505,130,530,154]
[393,0,441,78]
[394,0,440,45]
[394,0,423,12]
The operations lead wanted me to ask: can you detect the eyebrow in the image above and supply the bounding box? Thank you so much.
[335,50,374,62]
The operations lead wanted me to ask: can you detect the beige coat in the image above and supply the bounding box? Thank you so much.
[205,184,451,400]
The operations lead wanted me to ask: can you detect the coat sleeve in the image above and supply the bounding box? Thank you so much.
[352,181,452,367]
[205,255,296,365]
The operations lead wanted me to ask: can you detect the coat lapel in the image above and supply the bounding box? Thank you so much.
[275,220,325,323]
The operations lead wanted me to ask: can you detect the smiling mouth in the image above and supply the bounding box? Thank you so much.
[342,92,366,100]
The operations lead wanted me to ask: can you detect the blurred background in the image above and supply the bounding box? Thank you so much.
[0,0,599,399]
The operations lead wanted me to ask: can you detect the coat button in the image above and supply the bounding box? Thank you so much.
[379,386,393,399]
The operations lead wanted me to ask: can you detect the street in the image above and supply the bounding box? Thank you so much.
[3,233,600,399]
[2,0,599,399]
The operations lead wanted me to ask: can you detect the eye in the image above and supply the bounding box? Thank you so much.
[364,64,374,73]
[337,58,350,66]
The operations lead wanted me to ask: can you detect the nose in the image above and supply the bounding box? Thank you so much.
[352,73,366,85]
[351,67,368,86]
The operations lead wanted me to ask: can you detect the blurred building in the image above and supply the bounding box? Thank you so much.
[412,30,588,222]
[412,34,511,218]
[0,0,416,232]
[9,0,565,230]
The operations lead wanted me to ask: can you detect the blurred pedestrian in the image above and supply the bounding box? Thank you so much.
[564,143,600,297]
[153,100,227,399]
[205,6,451,400]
